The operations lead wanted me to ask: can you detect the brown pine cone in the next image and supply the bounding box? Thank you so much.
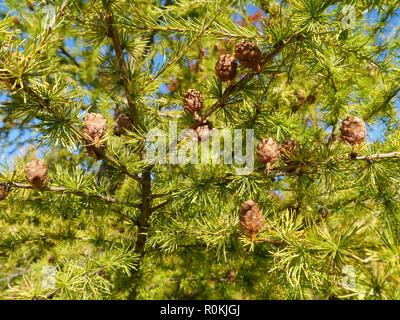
[27,1,35,11]
[195,121,213,142]
[339,116,366,146]
[280,138,297,162]
[257,138,280,164]
[235,41,262,72]
[183,89,204,115]
[215,54,237,83]
[25,160,48,189]
[239,200,265,239]
[47,255,56,264]
[296,90,306,104]
[198,48,206,59]
[83,113,107,147]
[115,114,133,135]
[13,16,21,26]
[226,269,236,282]
[0,185,9,201]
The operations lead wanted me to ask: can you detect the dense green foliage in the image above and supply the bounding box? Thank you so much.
[0,0,399,300]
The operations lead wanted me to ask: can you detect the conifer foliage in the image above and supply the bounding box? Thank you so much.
[0,0,399,300]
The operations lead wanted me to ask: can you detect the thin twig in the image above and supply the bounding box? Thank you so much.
[149,151,400,200]
[1,181,140,209]
[146,276,232,291]
[139,1,230,93]
[104,6,139,127]
[22,0,69,74]
[344,152,400,161]
[137,25,262,40]
[151,200,170,212]
[59,46,80,67]
[194,33,299,127]
[0,271,27,283]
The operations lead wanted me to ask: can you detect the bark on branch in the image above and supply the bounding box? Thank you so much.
[1,181,140,209]
[345,152,400,161]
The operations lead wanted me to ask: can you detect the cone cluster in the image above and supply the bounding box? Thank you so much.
[239,200,265,239]
[182,89,213,141]
[181,40,263,133]
[256,137,301,174]
[235,41,262,72]
[25,160,48,189]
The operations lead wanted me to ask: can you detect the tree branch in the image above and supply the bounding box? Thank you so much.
[1,181,140,209]
[163,33,299,157]
[345,152,400,161]
[126,1,231,299]
[138,0,230,94]
[149,151,400,201]
[193,33,299,128]
[22,85,144,184]
[59,46,80,67]
[104,6,139,128]
[150,200,169,212]
[145,276,234,291]
[137,25,262,41]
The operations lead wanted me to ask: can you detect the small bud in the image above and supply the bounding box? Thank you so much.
[85,145,103,160]
[115,114,133,135]
[195,121,213,142]
[214,43,226,56]
[306,94,316,104]
[198,48,206,59]
[280,138,297,162]
[366,63,378,76]
[12,16,21,26]
[226,269,236,282]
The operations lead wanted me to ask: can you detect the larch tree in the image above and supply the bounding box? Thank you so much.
[0,0,399,300]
